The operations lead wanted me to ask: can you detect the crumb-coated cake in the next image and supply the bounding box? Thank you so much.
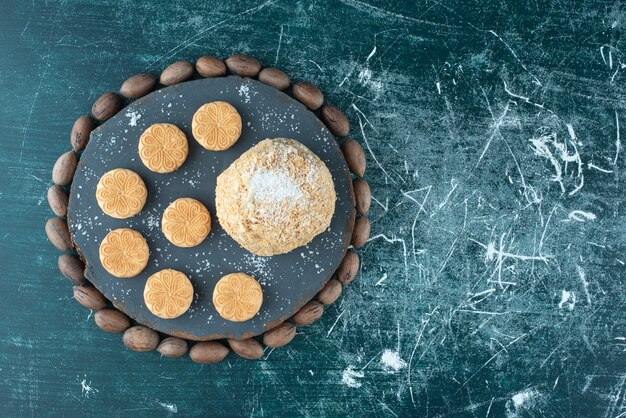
[216,138,336,256]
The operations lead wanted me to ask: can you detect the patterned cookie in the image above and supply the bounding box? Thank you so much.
[213,273,263,322]
[99,228,149,278]
[138,123,189,173]
[144,269,194,319]
[96,168,147,219]
[161,198,211,247]
[192,101,242,151]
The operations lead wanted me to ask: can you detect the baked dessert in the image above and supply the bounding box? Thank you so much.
[161,197,211,247]
[138,123,189,173]
[95,168,147,219]
[144,269,194,319]
[213,272,263,322]
[216,138,336,256]
[192,101,242,150]
[98,228,149,278]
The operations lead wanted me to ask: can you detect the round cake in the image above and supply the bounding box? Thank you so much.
[216,138,336,256]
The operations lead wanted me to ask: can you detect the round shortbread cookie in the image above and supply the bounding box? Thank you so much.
[96,168,147,219]
[161,198,211,247]
[138,123,189,173]
[191,101,242,151]
[213,272,263,322]
[144,269,194,319]
[99,228,149,278]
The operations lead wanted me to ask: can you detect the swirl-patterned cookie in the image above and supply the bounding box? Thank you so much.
[213,273,263,322]
[99,228,149,278]
[138,123,189,173]
[143,269,194,319]
[96,168,147,219]
[161,198,211,247]
[192,101,242,151]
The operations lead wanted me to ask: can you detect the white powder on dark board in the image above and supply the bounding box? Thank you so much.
[125,110,142,126]
[248,169,302,202]
[142,213,160,231]
[242,253,269,276]
[238,84,251,103]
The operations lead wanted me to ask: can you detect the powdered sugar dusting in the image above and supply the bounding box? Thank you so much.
[248,169,302,202]
[238,84,251,103]
[125,110,142,126]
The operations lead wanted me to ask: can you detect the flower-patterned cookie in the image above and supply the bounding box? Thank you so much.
[161,198,211,247]
[99,228,149,278]
[213,273,263,322]
[96,168,147,219]
[143,269,194,319]
[192,101,242,151]
[138,123,189,173]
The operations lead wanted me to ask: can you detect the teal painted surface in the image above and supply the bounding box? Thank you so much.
[1,0,625,416]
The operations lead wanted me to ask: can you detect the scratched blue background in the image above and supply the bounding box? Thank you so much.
[1,0,625,416]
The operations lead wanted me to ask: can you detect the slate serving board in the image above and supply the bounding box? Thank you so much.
[67,76,355,340]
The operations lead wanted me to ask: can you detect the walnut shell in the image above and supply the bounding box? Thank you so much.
[52,151,78,186]
[157,337,189,358]
[92,92,122,121]
[291,301,324,326]
[228,338,264,360]
[120,73,157,98]
[45,217,72,251]
[196,56,226,78]
[70,115,95,151]
[316,279,342,305]
[263,322,296,348]
[351,216,370,249]
[337,250,359,285]
[160,61,194,86]
[94,309,131,333]
[123,326,159,352]
[189,341,229,364]
[292,82,324,110]
[73,285,107,311]
[341,139,366,177]
[58,254,85,284]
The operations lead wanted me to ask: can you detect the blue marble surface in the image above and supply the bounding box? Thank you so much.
[1,0,625,416]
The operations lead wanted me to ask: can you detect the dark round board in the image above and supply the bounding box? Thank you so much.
[67,76,355,341]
